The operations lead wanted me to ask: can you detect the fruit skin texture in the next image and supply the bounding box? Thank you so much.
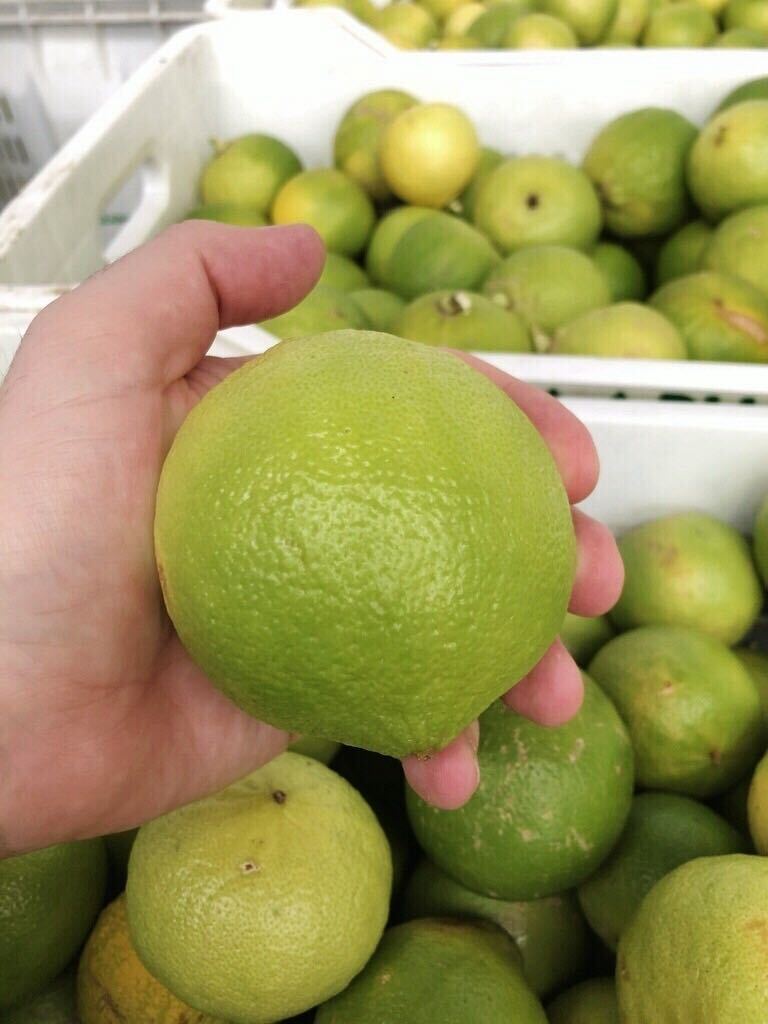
[583,108,696,238]
[617,855,768,1024]
[127,754,392,1024]
[754,494,768,585]
[394,289,531,352]
[381,103,479,208]
[154,332,575,757]
[589,625,764,797]
[473,157,601,254]
[1,969,77,1024]
[612,511,763,644]
[406,677,634,901]
[578,792,745,951]
[642,2,717,45]
[333,90,417,203]
[200,134,301,214]
[717,75,768,113]
[271,169,374,256]
[748,750,768,852]
[591,242,646,301]
[688,101,768,222]
[650,270,768,362]
[78,896,225,1024]
[655,219,711,285]
[539,0,617,43]
[401,859,591,998]
[0,838,107,1010]
[547,978,619,1024]
[703,205,768,298]
[724,0,768,32]
[314,918,547,1024]
[560,613,614,667]
[548,302,686,359]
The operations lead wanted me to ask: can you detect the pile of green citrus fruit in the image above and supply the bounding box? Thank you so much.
[296,0,768,49]
[188,76,768,363]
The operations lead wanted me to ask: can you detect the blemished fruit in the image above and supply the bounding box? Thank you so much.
[260,286,367,339]
[1,969,77,1024]
[347,288,405,331]
[547,302,686,359]
[288,735,340,763]
[503,12,579,46]
[199,134,301,215]
[154,332,575,756]
[453,146,504,220]
[642,2,718,44]
[650,270,768,362]
[333,90,417,202]
[272,169,375,256]
[603,0,649,43]
[393,290,531,351]
[589,625,764,797]
[316,252,370,292]
[583,108,696,238]
[617,855,768,1023]
[187,204,268,226]
[748,750,768,852]
[406,677,634,900]
[717,75,768,112]
[703,205,768,298]
[473,156,602,253]
[611,512,763,644]
[0,839,107,1011]
[591,242,646,301]
[735,648,768,727]
[314,919,547,1023]
[539,0,617,43]
[374,2,439,46]
[578,792,745,950]
[483,245,611,333]
[78,895,225,1024]
[655,220,712,284]
[547,978,619,1024]
[688,101,768,222]
[380,103,479,208]
[126,753,392,1024]
[401,859,591,997]
[560,613,614,666]
[754,494,768,585]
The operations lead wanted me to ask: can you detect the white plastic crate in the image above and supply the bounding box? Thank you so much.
[2,13,768,402]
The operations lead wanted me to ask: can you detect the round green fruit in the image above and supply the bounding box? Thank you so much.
[539,0,617,43]
[548,302,687,359]
[394,289,531,351]
[642,2,717,45]
[374,2,439,46]
[347,288,405,331]
[715,26,768,43]
[702,205,768,297]
[187,203,267,226]
[591,242,646,302]
[200,134,301,215]
[272,168,375,256]
[503,12,579,45]
[723,0,768,33]
[260,286,367,340]
[454,146,504,221]
[560,613,614,666]
[603,0,649,43]
[470,0,537,44]
[716,75,768,112]
[317,252,370,292]
[655,220,712,285]
[333,89,418,202]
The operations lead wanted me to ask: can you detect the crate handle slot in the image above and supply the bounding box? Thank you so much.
[101,153,171,265]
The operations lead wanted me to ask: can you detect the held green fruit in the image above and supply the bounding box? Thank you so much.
[394,290,531,351]
[688,101,768,221]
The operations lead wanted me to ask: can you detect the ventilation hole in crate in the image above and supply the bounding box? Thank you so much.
[99,157,159,255]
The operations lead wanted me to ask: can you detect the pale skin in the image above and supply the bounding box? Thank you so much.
[0,222,623,857]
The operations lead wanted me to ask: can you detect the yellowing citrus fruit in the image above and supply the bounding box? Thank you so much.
[200,135,301,215]
[748,750,768,852]
[271,169,375,256]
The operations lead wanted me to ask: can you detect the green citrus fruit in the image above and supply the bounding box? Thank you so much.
[436,32,482,46]
[589,625,764,797]
[603,0,649,43]
[381,103,479,208]
[401,859,591,997]
[126,753,391,1024]
[78,895,225,1024]
[187,204,268,226]
[333,90,418,202]
[483,245,611,333]
[702,205,768,297]
[724,0,768,32]
[0,839,107,1011]
[288,736,340,763]
[154,331,575,756]
[261,286,367,340]
[347,288,405,331]
[754,493,768,583]
[591,242,646,301]
[1,969,77,1024]
[473,157,601,253]
[642,2,717,44]
[393,289,531,351]
[612,512,763,643]
[420,0,467,21]
[650,270,768,361]
[503,12,579,45]
[200,135,301,214]
[715,25,768,42]
[470,0,538,43]
[314,919,546,1023]
[617,855,768,1023]
[317,252,370,292]
[539,0,617,42]
[453,146,504,221]
[748,750,768,852]
[406,677,634,900]
[548,302,687,358]
[374,3,439,46]
[737,648,768,727]
[717,75,768,112]
[578,792,745,951]
[655,219,712,284]
[272,169,375,256]
[688,101,768,222]
[583,108,696,237]
[561,613,614,666]
[444,0,486,33]
[365,206,433,283]
[547,978,619,1024]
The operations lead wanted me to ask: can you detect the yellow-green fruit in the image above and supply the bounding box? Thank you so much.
[470,0,538,43]
[126,754,392,1024]
[591,242,646,301]
[105,828,138,890]
[589,625,764,797]
[737,649,768,726]
[315,919,547,1023]
[617,855,768,1023]
[483,245,611,333]
[454,146,504,221]
[578,792,745,951]
[261,286,367,340]
[612,512,763,643]
[437,27,481,43]
[688,101,768,222]
[420,0,467,20]
[317,252,370,292]
[0,839,107,1010]
[715,25,768,42]
[503,12,579,45]
[650,271,768,362]
[560,613,614,666]
[603,0,649,43]
[402,860,591,997]
[748,750,768,852]
[288,736,340,763]
[187,204,268,226]
[347,288,405,331]
[200,135,301,215]
[365,205,433,283]
[548,302,687,359]
[473,157,601,253]
[717,75,768,112]
[333,89,418,202]
[380,103,479,208]
[642,2,717,44]
[374,2,439,46]
[394,289,531,351]
[754,493,768,584]
[539,0,617,43]
[1,969,77,1024]
[655,220,712,285]
[154,332,575,756]
[547,979,619,1024]
[583,108,696,238]
[78,896,225,1024]
[703,205,768,297]
[724,0,768,32]
[272,169,375,256]
[406,677,634,900]
[444,0,485,34]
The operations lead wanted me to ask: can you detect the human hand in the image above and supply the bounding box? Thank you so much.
[0,222,622,856]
